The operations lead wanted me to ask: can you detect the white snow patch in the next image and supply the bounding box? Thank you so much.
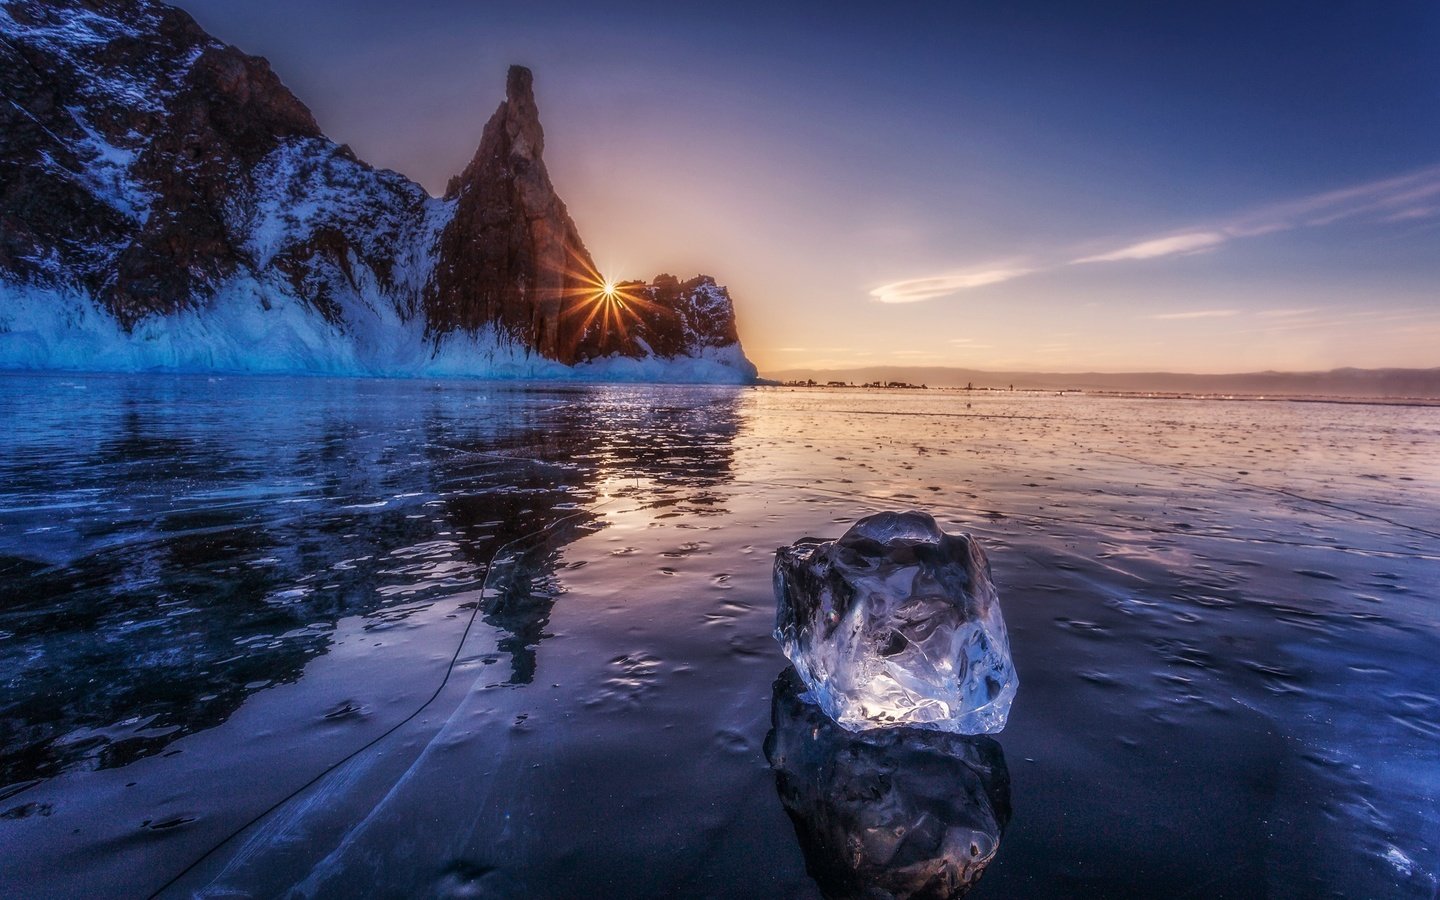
[1384,845,1414,876]
[219,138,451,336]
[692,280,728,311]
[63,107,150,222]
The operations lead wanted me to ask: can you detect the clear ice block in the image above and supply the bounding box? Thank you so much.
[773,511,1018,734]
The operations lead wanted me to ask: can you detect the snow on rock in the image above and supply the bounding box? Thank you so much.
[0,0,756,383]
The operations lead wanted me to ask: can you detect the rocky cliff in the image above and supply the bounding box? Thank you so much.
[0,0,756,381]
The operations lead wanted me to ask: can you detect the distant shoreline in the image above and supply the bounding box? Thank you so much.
[763,365,1440,404]
[760,382,1440,408]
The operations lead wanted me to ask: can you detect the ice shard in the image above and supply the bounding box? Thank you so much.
[773,511,1017,734]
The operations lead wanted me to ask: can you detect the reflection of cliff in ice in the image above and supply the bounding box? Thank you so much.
[473,513,600,686]
[765,668,1012,900]
[0,379,742,786]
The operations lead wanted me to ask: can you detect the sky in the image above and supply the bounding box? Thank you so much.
[173,0,1440,375]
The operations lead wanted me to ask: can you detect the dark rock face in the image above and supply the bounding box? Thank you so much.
[111,41,322,322]
[0,0,325,323]
[1,0,205,303]
[428,66,597,362]
[426,69,747,367]
[572,274,745,362]
[0,0,753,377]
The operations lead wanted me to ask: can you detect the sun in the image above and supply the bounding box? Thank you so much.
[562,262,662,350]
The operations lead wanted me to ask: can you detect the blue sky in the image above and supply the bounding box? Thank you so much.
[176,0,1440,373]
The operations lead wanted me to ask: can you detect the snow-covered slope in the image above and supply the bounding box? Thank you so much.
[0,0,756,383]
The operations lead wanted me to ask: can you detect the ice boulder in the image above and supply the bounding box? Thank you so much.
[773,511,1017,734]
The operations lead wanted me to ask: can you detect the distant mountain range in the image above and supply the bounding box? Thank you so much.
[765,366,1440,399]
[0,0,755,381]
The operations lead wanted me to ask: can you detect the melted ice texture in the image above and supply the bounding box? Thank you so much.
[775,511,1018,734]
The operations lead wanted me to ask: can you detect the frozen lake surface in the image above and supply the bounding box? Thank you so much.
[1,374,1437,898]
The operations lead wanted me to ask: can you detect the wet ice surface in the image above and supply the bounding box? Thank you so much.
[1,376,1438,898]
[774,511,1017,734]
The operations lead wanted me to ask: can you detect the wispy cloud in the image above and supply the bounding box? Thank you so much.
[867,162,1440,304]
[1256,307,1319,318]
[1380,206,1438,223]
[1074,163,1440,266]
[1230,164,1440,233]
[870,265,1033,304]
[1148,309,1240,320]
[893,349,943,357]
[1074,231,1226,263]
